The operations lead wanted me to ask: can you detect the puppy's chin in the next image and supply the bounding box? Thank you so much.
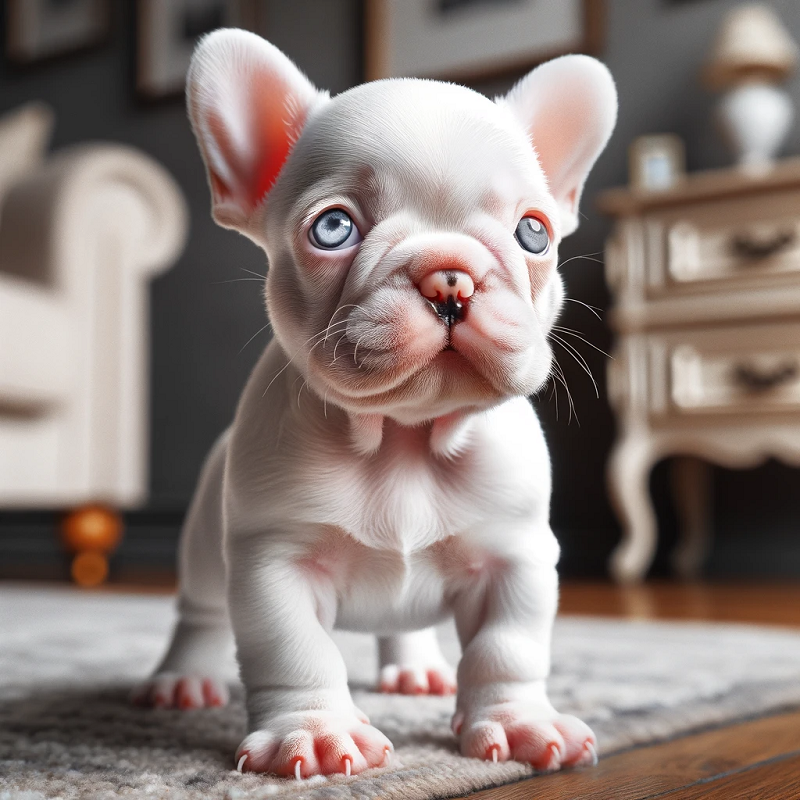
[302,288,553,423]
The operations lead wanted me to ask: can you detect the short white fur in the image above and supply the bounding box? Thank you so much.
[134,29,617,777]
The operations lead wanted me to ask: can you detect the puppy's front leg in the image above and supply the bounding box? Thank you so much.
[228,536,392,777]
[452,546,596,771]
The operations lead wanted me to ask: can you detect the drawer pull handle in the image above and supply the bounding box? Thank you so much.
[733,361,798,392]
[731,229,795,260]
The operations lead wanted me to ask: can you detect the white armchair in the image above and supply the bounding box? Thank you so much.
[0,120,188,511]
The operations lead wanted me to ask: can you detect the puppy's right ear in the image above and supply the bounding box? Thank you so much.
[187,29,326,231]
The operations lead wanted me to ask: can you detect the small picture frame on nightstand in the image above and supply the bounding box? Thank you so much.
[629,134,686,191]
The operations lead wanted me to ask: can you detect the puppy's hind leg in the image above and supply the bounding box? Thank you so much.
[378,628,456,695]
[132,432,236,710]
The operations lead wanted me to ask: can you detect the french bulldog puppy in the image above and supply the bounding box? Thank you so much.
[133,29,617,779]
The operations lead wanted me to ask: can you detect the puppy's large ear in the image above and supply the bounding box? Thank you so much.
[187,29,326,231]
[501,55,617,237]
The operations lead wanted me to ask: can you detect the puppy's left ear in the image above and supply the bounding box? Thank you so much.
[501,55,617,237]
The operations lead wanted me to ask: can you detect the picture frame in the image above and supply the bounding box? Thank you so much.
[628,134,686,192]
[136,0,262,100]
[6,0,110,65]
[365,0,605,82]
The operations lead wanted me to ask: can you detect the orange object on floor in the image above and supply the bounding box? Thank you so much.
[60,505,123,587]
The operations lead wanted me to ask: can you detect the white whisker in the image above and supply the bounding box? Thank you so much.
[550,367,559,420]
[238,322,272,354]
[238,266,267,279]
[260,322,351,400]
[550,332,599,398]
[564,297,603,319]
[323,304,366,346]
[552,326,612,359]
[353,332,369,367]
[558,251,604,269]
[552,358,578,425]
[331,332,349,364]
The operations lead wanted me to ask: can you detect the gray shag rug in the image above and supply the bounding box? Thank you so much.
[3,585,800,800]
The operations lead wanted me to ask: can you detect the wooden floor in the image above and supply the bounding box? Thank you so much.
[477,581,800,800]
[474,710,800,799]
[98,578,800,798]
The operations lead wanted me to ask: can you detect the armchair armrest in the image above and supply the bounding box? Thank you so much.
[0,143,188,507]
[0,143,187,288]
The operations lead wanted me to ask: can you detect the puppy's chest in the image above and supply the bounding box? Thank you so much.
[302,433,489,553]
[357,460,450,552]
[357,458,470,552]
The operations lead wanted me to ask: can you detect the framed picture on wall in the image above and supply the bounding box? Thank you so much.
[365,0,605,82]
[6,0,110,65]
[136,0,263,99]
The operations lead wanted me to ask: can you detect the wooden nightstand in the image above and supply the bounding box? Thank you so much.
[599,159,800,583]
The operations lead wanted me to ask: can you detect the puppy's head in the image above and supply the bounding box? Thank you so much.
[188,30,616,424]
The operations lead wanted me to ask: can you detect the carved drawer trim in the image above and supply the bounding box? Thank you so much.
[671,345,800,413]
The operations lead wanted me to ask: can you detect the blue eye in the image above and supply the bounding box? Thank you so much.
[309,209,362,250]
[515,216,550,254]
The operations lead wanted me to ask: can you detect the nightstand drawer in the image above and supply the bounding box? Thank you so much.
[670,344,800,413]
[624,322,800,418]
[644,190,800,294]
[667,217,800,284]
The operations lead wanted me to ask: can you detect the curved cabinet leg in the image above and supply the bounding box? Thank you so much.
[607,437,658,584]
[670,457,712,580]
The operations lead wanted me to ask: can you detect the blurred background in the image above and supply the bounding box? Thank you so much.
[3,0,800,585]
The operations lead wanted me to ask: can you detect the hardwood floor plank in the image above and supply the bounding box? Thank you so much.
[664,752,800,799]
[468,710,800,800]
[557,581,800,628]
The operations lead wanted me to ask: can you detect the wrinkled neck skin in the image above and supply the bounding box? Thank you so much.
[254,336,507,461]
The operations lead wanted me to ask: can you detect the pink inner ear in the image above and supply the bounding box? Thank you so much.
[252,103,296,207]
[201,75,310,217]
[250,77,309,209]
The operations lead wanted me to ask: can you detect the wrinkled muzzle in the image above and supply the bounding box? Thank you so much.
[302,232,553,421]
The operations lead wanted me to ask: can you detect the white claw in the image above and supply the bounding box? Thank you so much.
[491,746,499,764]
[343,757,352,777]
[236,754,247,773]
[383,747,392,767]
[585,741,598,767]
[294,759,303,781]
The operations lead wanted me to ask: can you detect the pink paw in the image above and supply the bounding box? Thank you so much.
[130,674,229,709]
[235,711,393,777]
[455,711,597,772]
[379,663,457,695]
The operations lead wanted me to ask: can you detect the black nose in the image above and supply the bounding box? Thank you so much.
[431,295,466,326]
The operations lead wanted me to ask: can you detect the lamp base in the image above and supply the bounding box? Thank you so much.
[717,82,794,170]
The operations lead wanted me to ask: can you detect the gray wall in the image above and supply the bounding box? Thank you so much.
[3,0,800,576]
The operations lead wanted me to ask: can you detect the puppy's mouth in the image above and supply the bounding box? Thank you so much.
[426,294,468,331]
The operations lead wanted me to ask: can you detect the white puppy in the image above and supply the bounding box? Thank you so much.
[133,29,617,779]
